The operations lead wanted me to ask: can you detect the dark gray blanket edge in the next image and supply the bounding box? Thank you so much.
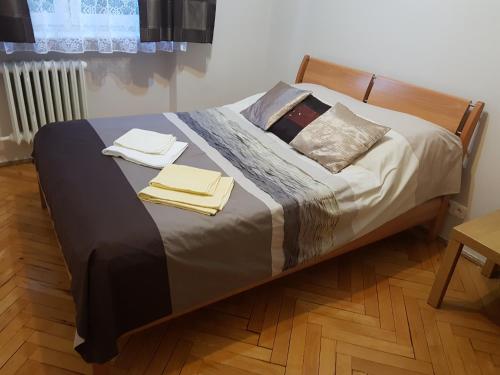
[33,120,172,363]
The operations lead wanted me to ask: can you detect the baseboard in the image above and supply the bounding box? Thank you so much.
[0,158,32,167]
[462,246,486,266]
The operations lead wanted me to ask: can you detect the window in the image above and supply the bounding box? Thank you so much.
[0,0,186,54]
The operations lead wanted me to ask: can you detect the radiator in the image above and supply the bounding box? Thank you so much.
[0,60,88,144]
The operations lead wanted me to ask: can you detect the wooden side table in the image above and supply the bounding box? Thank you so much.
[428,210,500,308]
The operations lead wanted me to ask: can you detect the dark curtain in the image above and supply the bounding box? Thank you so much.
[139,0,216,43]
[0,0,35,43]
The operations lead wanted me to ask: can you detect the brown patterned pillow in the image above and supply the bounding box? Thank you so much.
[268,95,331,143]
[290,103,390,173]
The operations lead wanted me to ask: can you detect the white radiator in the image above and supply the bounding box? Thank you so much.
[0,60,88,144]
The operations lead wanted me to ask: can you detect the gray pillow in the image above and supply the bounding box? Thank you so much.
[241,82,311,130]
[291,103,390,173]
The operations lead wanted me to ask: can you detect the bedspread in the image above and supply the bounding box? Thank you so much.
[33,90,463,363]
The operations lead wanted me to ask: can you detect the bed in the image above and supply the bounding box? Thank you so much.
[33,55,484,371]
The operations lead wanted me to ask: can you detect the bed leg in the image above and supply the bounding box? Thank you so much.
[39,183,47,210]
[427,197,449,242]
[92,364,109,375]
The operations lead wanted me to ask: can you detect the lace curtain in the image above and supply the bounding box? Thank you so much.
[0,0,187,54]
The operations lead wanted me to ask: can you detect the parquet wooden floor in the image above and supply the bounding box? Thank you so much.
[0,163,499,375]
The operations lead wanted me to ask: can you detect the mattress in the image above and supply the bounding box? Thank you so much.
[33,83,463,363]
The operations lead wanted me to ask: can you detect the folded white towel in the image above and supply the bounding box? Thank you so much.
[114,128,176,154]
[102,142,188,169]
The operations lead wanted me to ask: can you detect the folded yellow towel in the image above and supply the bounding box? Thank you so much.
[150,164,222,196]
[139,177,234,216]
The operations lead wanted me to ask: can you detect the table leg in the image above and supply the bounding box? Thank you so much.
[481,259,497,278]
[428,239,463,308]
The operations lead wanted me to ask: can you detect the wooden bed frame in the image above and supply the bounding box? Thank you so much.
[37,55,484,374]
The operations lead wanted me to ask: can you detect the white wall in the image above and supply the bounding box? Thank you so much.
[0,0,302,164]
[286,0,500,244]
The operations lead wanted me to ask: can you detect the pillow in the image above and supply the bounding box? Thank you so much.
[268,95,331,143]
[290,103,390,173]
[241,82,310,130]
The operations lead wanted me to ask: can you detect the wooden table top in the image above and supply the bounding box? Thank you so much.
[453,209,500,262]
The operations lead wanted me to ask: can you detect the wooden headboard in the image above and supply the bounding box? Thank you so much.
[296,55,374,102]
[368,77,469,134]
[295,55,484,151]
